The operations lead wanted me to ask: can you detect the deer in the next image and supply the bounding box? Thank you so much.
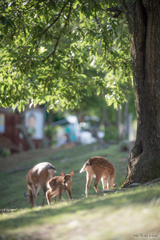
[79,156,116,197]
[24,162,56,207]
[46,171,74,205]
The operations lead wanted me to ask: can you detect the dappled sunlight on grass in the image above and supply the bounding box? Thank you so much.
[0,143,160,239]
[1,184,160,239]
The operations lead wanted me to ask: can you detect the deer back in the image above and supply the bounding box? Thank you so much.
[83,157,116,178]
[27,162,56,186]
[48,172,74,191]
[47,176,64,191]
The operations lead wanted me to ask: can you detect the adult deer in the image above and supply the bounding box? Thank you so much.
[80,157,116,197]
[46,171,74,205]
[24,162,56,207]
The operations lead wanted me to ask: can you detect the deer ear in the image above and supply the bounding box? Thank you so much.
[61,172,65,177]
[70,171,74,177]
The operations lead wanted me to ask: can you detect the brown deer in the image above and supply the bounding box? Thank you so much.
[24,162,56,207]
[46,171,74,205]
[80,157,116,197]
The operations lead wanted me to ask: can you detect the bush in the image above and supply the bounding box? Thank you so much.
[0,147,11,157]
[43,125,57,141]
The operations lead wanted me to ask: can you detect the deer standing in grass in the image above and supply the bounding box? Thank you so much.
[46,171,74,205]
[80,157,116,197]
[25,162,56,207]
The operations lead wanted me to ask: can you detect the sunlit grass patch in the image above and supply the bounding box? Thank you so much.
[0,184,160,240]
[0,143,160,239]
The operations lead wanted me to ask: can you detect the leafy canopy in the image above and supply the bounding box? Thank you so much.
[0,0,132,111]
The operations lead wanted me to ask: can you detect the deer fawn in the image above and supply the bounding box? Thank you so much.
[24,162,56,207]
[80,157,116,197]
[46,171,74,205]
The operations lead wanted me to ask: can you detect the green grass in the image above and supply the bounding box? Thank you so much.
[0,143,160,240]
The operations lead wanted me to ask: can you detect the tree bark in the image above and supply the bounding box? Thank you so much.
[91,123,108,147]
[122,95,129,141]
[122,0,160,186]
[15,110,35,150]
[16,123,35,149]
[101,90,110,128]
[101,107,110,128]
[117,105,122,140]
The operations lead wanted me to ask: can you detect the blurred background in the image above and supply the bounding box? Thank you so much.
[0,88,136,157]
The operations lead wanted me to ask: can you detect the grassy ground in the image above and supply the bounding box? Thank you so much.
[0,143,160,240]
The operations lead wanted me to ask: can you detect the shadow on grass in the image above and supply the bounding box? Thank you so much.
[1,185,160,233]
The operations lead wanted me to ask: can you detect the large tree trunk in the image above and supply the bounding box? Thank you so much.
[101,107,110,128]
[122,95,129,141]
[122,0,160,186]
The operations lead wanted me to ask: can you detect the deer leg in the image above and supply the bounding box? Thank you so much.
[46,190,51,205]
[35,187,40,198]
[41,184,47,206]
[46,190,49,205]
[46,190,57,205]
[85,172,93,198]
[107,175,110,189]
[31,185,36,207]
[93,176,101,193]
[66,189,72,200]
[58,188,63,201]
[101,178,107,190]
[109,175,115,188]
[27,186,33,207]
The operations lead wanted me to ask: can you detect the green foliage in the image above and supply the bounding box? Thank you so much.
[0,0,132,110]
[0,147,11,157]
[104,125,118,141]
[43,125,57,141]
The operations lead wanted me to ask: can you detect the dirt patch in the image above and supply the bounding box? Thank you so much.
[0,148,57,172]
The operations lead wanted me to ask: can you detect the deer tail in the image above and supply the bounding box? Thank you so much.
[79,160,91,173]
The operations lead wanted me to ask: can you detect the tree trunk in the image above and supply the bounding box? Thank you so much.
[91,123,108,147]
[122,0,160,186]
[101,90,110,127]
[15,110,35,150]
[117,105,122,140]
[16,124,35,149]
[122,95,129,141]
[101,107,110,128]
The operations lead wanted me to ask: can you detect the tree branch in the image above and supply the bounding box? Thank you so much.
[45,36,61,61]
[104,41,115,67]
[95,9,115,68]
[16,0,70,67]
[44,2,73,91]
[95,9,101,27]
[38,0,70,45]
[46,1,72,62]
[101,6,123,18]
